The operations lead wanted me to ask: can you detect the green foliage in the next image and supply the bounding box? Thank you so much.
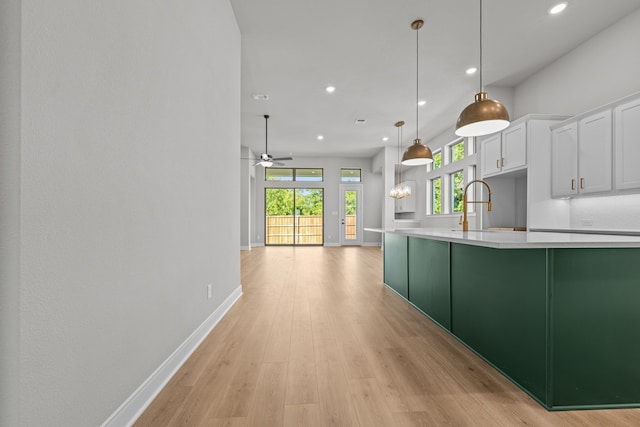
[452,141,465,162]
[432,178,442,214]
[345,190,357,215]
[266,188,294,216]
[452,170,464,212]
[265,188,323,216]
[295,189,323,215]
[433,151,442,169]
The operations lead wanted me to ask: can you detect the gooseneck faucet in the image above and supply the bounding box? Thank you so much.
[462,179,492,232]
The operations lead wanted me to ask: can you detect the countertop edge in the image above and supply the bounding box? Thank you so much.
[366,228,640,249]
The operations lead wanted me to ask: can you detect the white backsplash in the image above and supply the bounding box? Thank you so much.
[570,193,640,232]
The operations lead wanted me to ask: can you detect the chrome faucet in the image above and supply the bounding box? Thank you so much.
[461,179,492,232]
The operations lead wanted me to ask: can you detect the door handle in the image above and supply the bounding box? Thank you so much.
[496,159,499,168]
[341,219,345,225]
[571,179,575,190]
[580,178,584,189]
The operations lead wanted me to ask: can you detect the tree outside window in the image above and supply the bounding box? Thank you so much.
[451,140,465,162]
[432,177,442,214]
[451,170,464,213]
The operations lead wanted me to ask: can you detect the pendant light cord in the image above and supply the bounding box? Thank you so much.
[265,115,268,153]
[398,125,403,184]
[479,0,483,92]
[416,23,419,140]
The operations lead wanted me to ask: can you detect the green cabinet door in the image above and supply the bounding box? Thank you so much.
[383,233,408,298]
[408,237,451,330]
[450,243,548,403]
[551,248,640,407]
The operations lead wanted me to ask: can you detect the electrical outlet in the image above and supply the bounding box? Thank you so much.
[207,284,212,299]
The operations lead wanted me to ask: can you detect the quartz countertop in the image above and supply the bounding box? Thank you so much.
[365,227,640,249]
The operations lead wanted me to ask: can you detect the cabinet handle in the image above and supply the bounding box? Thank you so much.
[580,178,584,189]
[496,159,499,168]
[501,157,504,167]
[571,179,575,190]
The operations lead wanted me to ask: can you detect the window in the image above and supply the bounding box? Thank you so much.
[451,170,464,213]
[433,150,442,168]
[265,168,323,182]
[341,168,361,182]
[295,168,323,182]
[425,137,476,216]
[266,168,293,181]
[431,177,442,214]
[427,150,442,172]
[450,140,465,162]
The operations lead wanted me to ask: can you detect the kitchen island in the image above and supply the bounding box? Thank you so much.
[368,228,640,411]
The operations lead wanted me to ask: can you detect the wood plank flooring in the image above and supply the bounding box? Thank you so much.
[135,246,640,426]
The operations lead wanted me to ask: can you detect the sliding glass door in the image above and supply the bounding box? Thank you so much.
[265,188,323,245]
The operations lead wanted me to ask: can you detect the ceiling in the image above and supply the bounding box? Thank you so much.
[231,0,640,159]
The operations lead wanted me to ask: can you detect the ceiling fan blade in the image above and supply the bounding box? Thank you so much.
[272,161,285,166]
[271,157,293,161]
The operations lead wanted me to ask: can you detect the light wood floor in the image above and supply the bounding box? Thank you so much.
[136,246,640,426]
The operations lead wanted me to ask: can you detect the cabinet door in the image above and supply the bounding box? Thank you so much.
[615,98,640,191]
[481,134,502,177]
[501,122,527,173]
[578,110,612,194]
[551,123,578,197]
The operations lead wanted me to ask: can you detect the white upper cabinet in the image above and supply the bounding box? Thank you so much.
[615,97,640,191]
[551,122,579,198]
[480,122,527,178]
[578,110,612,194]
[551,110,612,197]
[480,133,502,177]
[502,122,527,172]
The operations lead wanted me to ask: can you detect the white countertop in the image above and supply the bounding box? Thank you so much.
[365,227,640,249]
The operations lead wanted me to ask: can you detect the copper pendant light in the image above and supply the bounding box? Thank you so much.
[402,19,433,166]
[455,0,510,137]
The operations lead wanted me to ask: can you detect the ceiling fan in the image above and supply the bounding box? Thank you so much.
[245,115,293,167]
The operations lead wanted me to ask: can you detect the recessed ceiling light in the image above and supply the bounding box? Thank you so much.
[325,86,336,93]
[382,137,389,142]
[418,100,427,106]
[465,67,477,75]
[548,2,568,15]
[317,135,324,141]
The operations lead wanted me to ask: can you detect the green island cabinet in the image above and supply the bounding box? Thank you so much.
[383,232,640,410]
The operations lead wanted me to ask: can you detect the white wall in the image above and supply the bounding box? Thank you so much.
[515,8,640,118]
[253,157,382,246]
[18,1,241,426]
[240,146,255,249]
[0,1,20,425]
[515,7,640,232]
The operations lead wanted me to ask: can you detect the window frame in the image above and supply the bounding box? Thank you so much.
[425,137,477,216]
[340,168,362,182]
[264,167,324,182]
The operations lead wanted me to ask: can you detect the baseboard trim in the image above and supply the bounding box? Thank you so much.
[363,242,382,247]
[251,243,264,247]
[324,243,340,247]
[101,285,243,427]
[240,245,251,251]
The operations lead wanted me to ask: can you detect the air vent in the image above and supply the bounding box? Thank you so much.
[251,93,270,101]
[353,119,366,125]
